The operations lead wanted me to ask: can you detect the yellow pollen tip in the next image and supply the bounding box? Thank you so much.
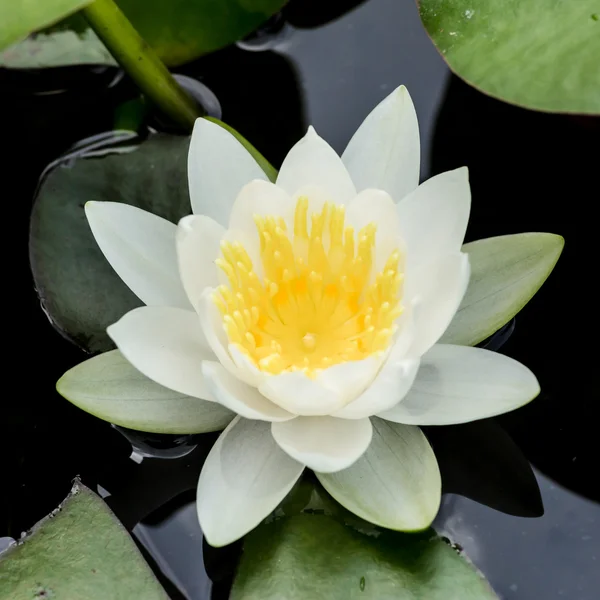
[212,196,404,376]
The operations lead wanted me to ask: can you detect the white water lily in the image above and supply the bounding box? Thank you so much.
[58,86,544,547]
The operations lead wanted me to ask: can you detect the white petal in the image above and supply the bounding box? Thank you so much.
[188,119,267,224]
[333,358,420,419]
[316,356,383,405]
[197,417,304,546]
[107,306,213,399]
[259,372,344,416]
[202,361,294,422]
[228,179,293,233]
[57,350,234,434]
[345,188,404,273]
[317,418,441,531]
[85,201,190,309]
[271,416,372,473]
[176,215,224,311]
[342,85,420,201]
[407,252,470,357]
[276,127,356,204]
[378,345,541,425]
[397,167,471,271]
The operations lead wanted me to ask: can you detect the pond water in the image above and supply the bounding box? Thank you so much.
[3,0,598,598]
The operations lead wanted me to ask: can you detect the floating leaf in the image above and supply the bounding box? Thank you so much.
[2,0,288,68]
[442,233,564,346]
[0,0,91,51]
[419,0,600,113]
[0,481,167,599]
[230,513,498,599]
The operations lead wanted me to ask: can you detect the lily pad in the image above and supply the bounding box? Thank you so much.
[0,0,91,51]
[0,481,167,599]
[419,0,600,113]
[2,0,288,68]
[231,514,497,599]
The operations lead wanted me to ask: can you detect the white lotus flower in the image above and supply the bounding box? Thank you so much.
[60,86,541,547]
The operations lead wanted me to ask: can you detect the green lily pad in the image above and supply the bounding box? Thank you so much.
[0,0,91,51]
[230,514,497,599]
[1,0,287,68]
[30,134,191,353]
[419,0,600,113]
[442,233,564,347]
[0,481,167,600]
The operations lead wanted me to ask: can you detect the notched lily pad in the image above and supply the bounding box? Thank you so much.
[30,134,192,353]
[0,481,167,599]
[231,513,498,599]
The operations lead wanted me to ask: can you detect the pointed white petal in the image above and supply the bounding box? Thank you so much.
[176,215,224,311]
[259,372,345,416]
[202,361,294,422]
[57,350,234,433]
[107,306,214,399]
[317,418,441,531]
[197,417,304,547]
[316,356,383,405]
[228,179,294,235]
[397,168,471,271]
[85,201,190,309]
[378,345,540,425]
[188,118,267,224]
[345,188,404,273]
[407,252,470,357]
[342,85,420,201]
[276,127,356,204]
[271,416,372,473]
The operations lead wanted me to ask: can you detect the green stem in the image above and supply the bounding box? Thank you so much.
[82,0,201,130]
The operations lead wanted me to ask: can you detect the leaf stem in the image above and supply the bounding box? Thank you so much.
[82,0,201,129]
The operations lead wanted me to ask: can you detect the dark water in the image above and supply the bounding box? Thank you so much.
[3,0,598,598]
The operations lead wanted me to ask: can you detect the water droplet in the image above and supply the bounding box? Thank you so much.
[359,576,366,591]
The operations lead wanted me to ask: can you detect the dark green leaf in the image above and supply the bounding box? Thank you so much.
[0,0,91,51]
[0,481,167,599]
[231,514,498,599]
[419,0,600,113]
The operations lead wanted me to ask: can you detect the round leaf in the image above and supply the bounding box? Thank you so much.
[419,0,600,113]
[230,514,498,599]
[30,134,192,353]
[441,233,564,346]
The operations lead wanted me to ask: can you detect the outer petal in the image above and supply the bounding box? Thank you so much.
[397,167,471,271]
[342,85,420,201]
[107,306,214,399]
[407,252,470,357]
[378,345,540,425]
[57,350,234,434]
[259,372,345,416]
[85,201,190,309]
[188,118,267,224]
[197,417,304,547]
[276,127,356,204]
[176,215,224,311]
[271,416,372,473]
[317,418,441,531]
[202,361,295,422]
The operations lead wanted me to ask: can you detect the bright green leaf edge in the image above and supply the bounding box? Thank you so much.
[0,0,92,51]
[57,349,235,434]
[0,481,168,600]
[231,514,498,599]
[442,233,564,347]
[419,0,600,114]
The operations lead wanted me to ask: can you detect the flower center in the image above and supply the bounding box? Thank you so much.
[212,197,404,376]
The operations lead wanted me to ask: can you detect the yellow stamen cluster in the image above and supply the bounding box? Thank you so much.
[213,197,404,376]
